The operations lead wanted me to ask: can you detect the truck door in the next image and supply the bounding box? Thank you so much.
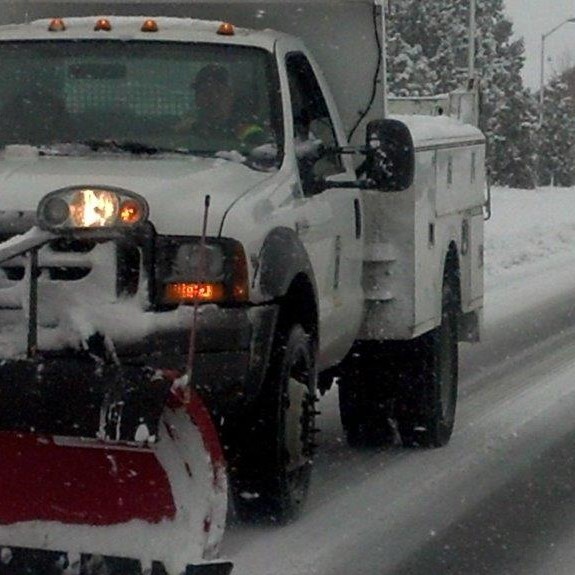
[285,52,363,369]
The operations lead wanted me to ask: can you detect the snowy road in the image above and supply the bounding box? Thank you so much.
[222,188,575,574]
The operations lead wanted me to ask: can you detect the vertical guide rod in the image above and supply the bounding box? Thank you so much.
[27,249,39,358]
[185,194,211,401]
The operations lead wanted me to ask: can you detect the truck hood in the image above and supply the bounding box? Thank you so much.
[0,153,273,236]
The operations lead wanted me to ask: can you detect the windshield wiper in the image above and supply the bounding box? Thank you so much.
[28,141,277,171]
[80,140,194,156]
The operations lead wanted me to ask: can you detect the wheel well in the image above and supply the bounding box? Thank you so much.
[278,273,318,345]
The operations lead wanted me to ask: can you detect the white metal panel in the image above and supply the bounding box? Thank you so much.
[435,145,485,217]
[358,186,416,341]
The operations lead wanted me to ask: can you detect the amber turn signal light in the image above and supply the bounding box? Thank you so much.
[119,199,144,225]
[164,282,226,304]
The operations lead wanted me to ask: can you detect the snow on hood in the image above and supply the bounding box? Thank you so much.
[0,152,273,236]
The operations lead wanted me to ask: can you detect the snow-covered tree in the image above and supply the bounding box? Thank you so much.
[387,31,437,97]
[387,0,538,188]
[487,85,538,189]
[537,77,575,186]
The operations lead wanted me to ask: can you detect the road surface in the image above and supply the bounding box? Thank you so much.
[223,237,575,575]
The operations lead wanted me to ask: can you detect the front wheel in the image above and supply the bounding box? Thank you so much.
[396,278,459,448]
[231,323,317,524]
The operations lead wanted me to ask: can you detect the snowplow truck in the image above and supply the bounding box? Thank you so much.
[0,0,486,573]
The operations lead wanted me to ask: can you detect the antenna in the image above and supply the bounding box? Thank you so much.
[184,194,211,403]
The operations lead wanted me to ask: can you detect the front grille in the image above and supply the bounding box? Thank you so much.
[49,266,92,281]
[50,238,97,253]
[117,241,141,296]
[1,238,97,282]
[3,267,25,281]
[0,230,147,343]
[0,233,143,304]
[1,240,116,291]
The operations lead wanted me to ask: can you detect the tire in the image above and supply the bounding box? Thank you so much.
[396,276,459,448]
[230,323,317,524]
[337,342,396,448]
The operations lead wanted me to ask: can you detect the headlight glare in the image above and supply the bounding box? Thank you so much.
[70,189,119,228]
[38,186,148,231]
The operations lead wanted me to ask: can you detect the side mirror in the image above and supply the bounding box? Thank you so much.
[363,119,415,192]
[248,142,281,170]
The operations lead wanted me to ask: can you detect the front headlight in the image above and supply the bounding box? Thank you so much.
[155,236,249,305]
[38,186,148,231]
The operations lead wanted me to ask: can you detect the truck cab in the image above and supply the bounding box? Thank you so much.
[0,14,369,522]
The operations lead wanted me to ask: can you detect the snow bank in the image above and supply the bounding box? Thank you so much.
[485,186,575,286]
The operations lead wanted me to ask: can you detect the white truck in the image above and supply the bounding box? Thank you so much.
[0,1,485,572]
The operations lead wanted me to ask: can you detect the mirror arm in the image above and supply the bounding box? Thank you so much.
[317,179,378,192]
[327,145,370,157]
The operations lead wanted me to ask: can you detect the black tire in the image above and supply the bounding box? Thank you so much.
[231,323,317,524]
[396,276,459,448]
[337,342,397,448]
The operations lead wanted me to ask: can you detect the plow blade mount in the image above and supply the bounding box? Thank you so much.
[0,366,232,575]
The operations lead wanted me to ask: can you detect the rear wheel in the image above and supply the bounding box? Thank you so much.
[230,323,317,523]
[337,342,398,447]
[395,276,459,448]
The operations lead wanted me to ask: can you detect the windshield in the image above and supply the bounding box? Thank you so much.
[0,41,282,162]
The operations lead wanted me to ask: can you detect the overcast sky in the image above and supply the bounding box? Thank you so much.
[505,0,575,89]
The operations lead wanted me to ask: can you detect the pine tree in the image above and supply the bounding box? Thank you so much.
[387,0,538,188]
[537,77,575,186]
[487,85,538,188]
[387,32,437,97]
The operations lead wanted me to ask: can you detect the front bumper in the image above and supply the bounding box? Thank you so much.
[0,355,172,442]
[115,303,278,409]
[0,226,277,415]
[0,303,278,429]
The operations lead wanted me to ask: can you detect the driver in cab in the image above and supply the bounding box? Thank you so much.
[178,64,266,153]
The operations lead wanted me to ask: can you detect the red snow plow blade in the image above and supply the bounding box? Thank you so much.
[0,206,233,573]
[0,387,233,575]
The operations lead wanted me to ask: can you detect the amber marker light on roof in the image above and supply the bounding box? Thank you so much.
[141,19,159,32]
[217,22,235,36]
[48,18,66,32]
[94,18,112,31]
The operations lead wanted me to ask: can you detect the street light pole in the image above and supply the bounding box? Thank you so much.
[539,17,575,127]
[468,0,476,82]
